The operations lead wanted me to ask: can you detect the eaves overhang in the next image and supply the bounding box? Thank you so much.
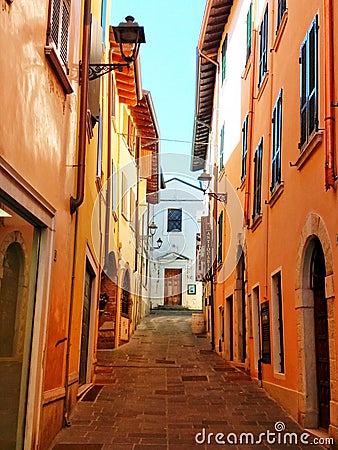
[130,91,161,204]
[191,0,234,171]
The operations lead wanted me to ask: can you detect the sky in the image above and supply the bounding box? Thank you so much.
[110,1,206,179]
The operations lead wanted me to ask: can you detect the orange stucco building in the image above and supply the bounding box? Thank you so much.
[0,0,160,448]
[193,0,338,439]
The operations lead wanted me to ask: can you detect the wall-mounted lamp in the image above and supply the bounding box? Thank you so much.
[148,221,163,249]
[89,16,146,81]
[197,170,228,204]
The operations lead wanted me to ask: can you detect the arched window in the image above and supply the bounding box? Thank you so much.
[0,242,24,357]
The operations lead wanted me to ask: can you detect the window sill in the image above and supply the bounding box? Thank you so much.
[251,213,262,231]
[296,131,323,170]
[269,181,284,208]
[273,10,288,52]
[44,45,73,94]
[257,71,269,101]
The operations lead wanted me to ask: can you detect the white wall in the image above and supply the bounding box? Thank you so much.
[149,179,206,309]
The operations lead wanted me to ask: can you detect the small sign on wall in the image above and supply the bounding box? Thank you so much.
[187,284,196,295]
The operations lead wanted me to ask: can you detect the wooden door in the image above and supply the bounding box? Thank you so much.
[164,269,182,306]
[79,269,92,385]
[312,244,330,429]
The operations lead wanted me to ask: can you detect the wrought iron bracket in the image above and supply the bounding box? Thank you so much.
[208,192,228,204]
[88,63,129,81]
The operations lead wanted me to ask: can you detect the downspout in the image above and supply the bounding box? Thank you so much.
[63,0,91,425]
[324,0,336,189]
[244,29,257,226]
[70,0,91,214]
[104,47,114,262]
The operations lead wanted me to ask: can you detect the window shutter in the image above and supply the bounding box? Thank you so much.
[261,301,271,364]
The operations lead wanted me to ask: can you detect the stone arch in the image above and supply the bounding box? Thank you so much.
[295,213,336,430]
[0,231,29,356]
[98,252,118,349]
[235,246,247,364]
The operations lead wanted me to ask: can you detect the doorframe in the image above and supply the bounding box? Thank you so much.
[295,213,336,432]
[164,268,183,306]
[0,158,56,449]
[79,245,99,389]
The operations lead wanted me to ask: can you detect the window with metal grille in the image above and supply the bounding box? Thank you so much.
[246,2,252,62]
[241,114,249,180]
[299,15,318,148]
[50,0,70,67]
[258,6,268,86]
[277,0,286,31]
[221,35,228,83]
[252,139,263,220]
[217,211,223,264]
[167,209,182,232]
[271,91,283,191]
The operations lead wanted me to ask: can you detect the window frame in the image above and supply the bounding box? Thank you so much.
[217,210,223,265]
[252,138,263,220]
[299,15,318,149]
[221,34,228,83]
[45,0,73,94]
[258,6,268,87]
[271,90,283,191]
[246,2,253,62]
[167,208,182,232]
[271,271,285,374]
[219,125,225,171]
[276,0,287,31]
[241,114,249,181]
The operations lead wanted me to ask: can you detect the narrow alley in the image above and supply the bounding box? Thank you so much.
[50,311,327,450]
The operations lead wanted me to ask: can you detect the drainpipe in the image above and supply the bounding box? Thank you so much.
[244,29,257,226]
[324,0,337,190]
[104,47,114,262]
[70,0,91,214]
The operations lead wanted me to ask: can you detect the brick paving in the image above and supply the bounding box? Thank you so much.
[50,310,328,450]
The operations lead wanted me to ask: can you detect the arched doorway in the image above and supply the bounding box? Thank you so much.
[311,238,330,429]
[235,250,246,363]
[296,215,335,431]
[98,252,118,349]
[119,269,131,345]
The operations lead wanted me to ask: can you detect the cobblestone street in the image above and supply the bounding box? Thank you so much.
[50,311,328,450]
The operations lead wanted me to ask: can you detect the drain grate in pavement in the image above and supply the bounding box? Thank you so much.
[81,385,103,402]
[199,349,214,354]
[52,445,103,449]
[182,375,208,381]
